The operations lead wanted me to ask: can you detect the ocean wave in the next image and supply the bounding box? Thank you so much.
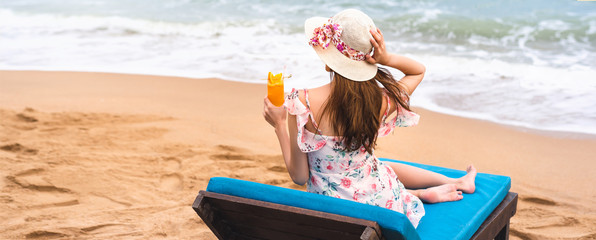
[0,8,280,38]
[381,12,596,67]
[409,54,596,135]
[1,5,595,135]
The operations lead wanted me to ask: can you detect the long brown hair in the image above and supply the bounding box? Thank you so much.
[319,67,411,154]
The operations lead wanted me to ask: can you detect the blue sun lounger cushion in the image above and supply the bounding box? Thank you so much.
[205,158,511,240]
[380,159,511,239]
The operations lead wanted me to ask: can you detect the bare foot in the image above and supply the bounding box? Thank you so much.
[418,184,463,203]
[456,165,477,194]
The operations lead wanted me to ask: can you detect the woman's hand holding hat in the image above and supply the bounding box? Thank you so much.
[365,28,389,66]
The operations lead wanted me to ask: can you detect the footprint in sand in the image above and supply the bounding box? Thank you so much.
[264,179,290,185]
[10,109,39,131]
[6,168,79,209]
[512,204,596,239]
[511,218,594,240]
[0,194,13,203]
[16,112,38,123]
[25,230,68,239]
[80,223,135,236]
[526,216,579,229]
[88,193,132,207]
[520,195,557,206]
[162,156,181,172]
[159,173,183,191]
[215,144,248,153]
[0,143,38,155]
[7,168,70,192]
[211,145,255,161]
[210,152,253,161]
[267,165,286,173]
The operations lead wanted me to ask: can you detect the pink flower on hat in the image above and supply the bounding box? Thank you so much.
[309,19,366,61]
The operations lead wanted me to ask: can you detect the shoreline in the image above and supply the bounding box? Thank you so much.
[3,69,594,139]
[1,70,595,239]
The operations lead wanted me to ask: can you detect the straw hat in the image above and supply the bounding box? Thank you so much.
[305,9,378,81]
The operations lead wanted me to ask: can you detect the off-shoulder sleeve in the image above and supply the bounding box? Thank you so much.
[283,88,327,152]
[284,89,308,116]
[378,106,420,137]
[395,107,420,127]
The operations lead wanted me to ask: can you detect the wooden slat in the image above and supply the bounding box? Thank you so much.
[226,221,332,240]
[205,191,376,231]
[204,192,369,239]
[218,207,362,239]
[208,193,367,236]
[193,191,384,240]
[470,192,518,240]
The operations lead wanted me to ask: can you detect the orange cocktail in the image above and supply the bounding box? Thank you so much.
[267,72,284,107]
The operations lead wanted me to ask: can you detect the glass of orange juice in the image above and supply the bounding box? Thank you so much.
[267,72,285,107]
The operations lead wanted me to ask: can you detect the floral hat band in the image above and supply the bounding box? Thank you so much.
[309,18,367,61]
[304,9,378,81]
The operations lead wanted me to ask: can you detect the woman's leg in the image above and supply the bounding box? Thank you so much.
[386,161,477,193]
[408,185,463,203]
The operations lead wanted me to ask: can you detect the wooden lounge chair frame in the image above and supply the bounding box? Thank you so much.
[192,190,518,240]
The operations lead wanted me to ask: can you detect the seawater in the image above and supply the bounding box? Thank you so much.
[1,0,595,135]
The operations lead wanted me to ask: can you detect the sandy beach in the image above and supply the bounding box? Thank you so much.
[1,70,595,239]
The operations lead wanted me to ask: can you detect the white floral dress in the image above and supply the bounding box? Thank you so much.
[283,88,425,228]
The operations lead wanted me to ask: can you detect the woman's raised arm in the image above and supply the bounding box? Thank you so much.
[365,28,425,96]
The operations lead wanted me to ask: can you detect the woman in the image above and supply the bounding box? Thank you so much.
[263,9,476,227]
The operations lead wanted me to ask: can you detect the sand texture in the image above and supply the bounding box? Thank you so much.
[1,71,595,239]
